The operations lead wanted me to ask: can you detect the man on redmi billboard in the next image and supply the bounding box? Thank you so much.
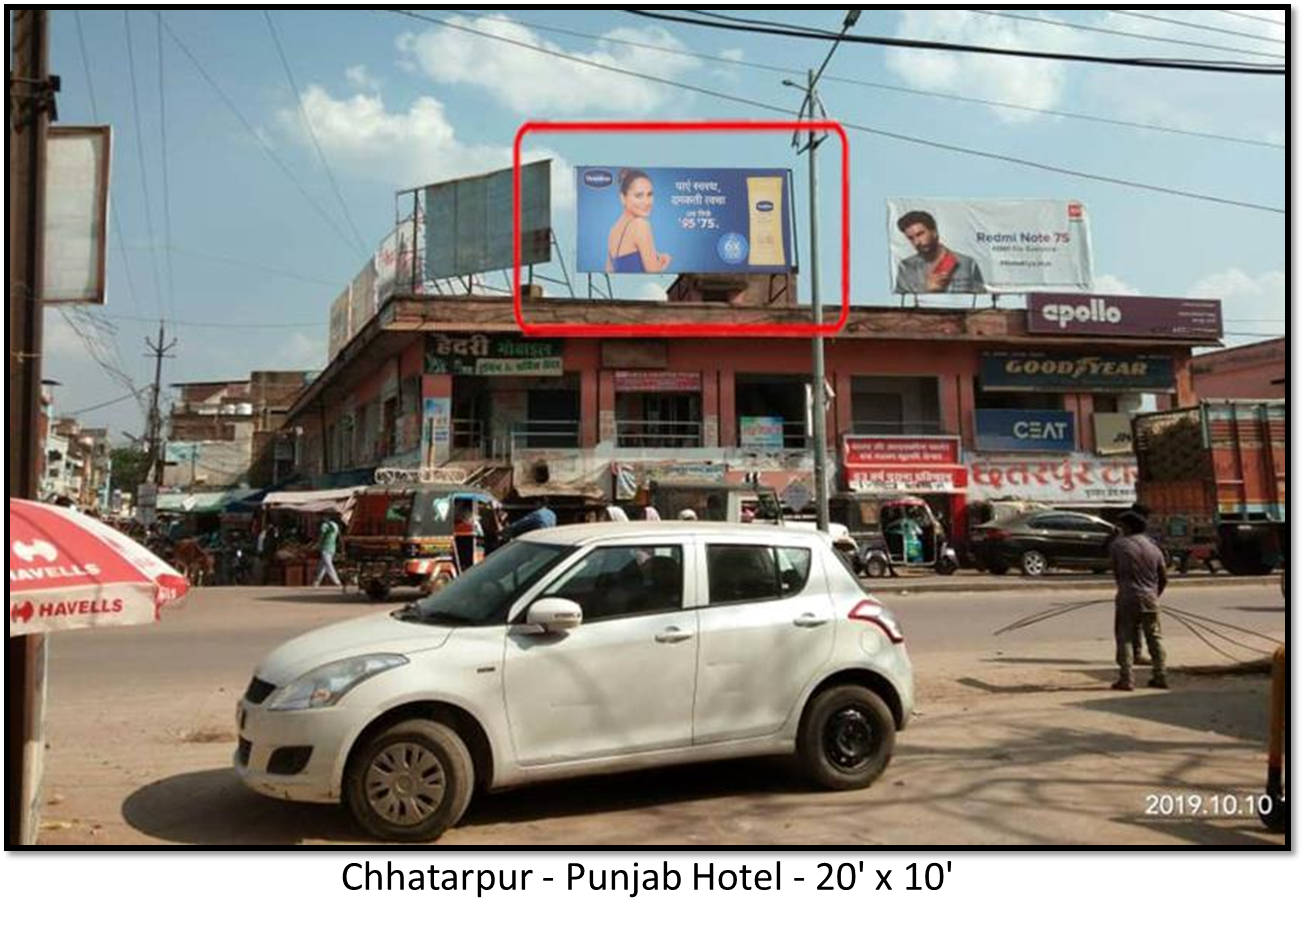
[887,199,1094,294]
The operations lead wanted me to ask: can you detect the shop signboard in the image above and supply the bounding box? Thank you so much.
[739,416,785,450]
[841,435,966,494]
[1093,412,1135,456]
[613,371,702,393]
[1027,292,1222,340]
[425,334,562,376]
[980,351,1176,393]
[967,453,1138,504]
[974,409,1075,453]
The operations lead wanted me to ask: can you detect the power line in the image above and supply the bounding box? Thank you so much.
[159,16,366,258]
[70,307,326,330]
[445,11,1282,150]
[156,245,342,287]
[389,10,1285,214]
[1112,10,1286,44]
[625,9,1285,75]
[67,392,141,417]
[156,11,178,329]
[971,9,1285,61]
[1218,10,1286,27]
[263,10,371,254]
[123,10,167,320]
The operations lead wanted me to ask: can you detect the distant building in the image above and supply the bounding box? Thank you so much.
[42,417,111,509]
[165,371,312,488]
[1191,337,1286,401]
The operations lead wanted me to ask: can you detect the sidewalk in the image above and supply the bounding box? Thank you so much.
[866,570,1283,595]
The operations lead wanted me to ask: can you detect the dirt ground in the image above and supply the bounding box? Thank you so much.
[36,585,1286,847]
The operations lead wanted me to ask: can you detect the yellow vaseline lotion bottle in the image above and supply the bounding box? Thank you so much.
[746,175,786,266]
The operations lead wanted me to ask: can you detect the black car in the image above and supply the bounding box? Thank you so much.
[971,510,1118,577]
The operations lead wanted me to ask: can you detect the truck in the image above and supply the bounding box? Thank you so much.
[1132,400,1285,576]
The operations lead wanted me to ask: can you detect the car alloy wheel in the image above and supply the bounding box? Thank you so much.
[364,742,448,827]
[1021,550,1048,577]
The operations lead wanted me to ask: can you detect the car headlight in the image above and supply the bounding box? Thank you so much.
[265,654,408,711]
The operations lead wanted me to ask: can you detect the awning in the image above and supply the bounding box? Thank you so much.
[155,489,260,514]
[262,487,362,515]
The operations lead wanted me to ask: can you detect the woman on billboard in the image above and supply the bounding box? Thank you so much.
[606,169,672,273]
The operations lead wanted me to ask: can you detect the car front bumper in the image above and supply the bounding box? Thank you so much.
[234,696,369,804]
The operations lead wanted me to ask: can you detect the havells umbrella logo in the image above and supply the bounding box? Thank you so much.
[583,169,614,189]
[12,538,58,563]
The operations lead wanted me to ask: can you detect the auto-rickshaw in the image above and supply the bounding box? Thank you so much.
[831,494,958,578]
[345,484,496,601]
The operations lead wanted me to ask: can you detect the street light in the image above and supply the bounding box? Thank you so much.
[787,10,860,533]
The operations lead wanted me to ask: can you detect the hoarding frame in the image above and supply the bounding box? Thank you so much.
[43,125,111,304]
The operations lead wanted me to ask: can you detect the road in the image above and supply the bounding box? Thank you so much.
[37,581,1286,846]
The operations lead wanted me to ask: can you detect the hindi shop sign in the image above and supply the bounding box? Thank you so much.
[1027,293,1223,340]
[966,453,1138,504]
[740,416,785,450]
[613,371,702,393]
[425,334,563,377]
[974,409,1076,453]
[842,436,967,494]
[981,351,1176,393]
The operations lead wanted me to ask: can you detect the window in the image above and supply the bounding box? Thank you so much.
[851,376,941,435]
[707,545,812,605]
[543,545,684,622]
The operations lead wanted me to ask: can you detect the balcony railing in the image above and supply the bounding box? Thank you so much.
[617,420,703,449]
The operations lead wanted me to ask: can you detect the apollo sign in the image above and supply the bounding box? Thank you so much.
[1027,292,1222,340]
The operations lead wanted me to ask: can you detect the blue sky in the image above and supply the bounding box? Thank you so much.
[42,8,1287,439]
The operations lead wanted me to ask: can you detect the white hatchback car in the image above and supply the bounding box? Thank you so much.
[236,522,913,841]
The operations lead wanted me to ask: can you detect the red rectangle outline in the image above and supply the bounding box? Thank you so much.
[513,120,849,339]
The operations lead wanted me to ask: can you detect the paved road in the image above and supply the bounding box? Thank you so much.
[38,583,1286,847]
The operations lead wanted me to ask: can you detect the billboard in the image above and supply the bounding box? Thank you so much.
[376,217,422,304]
[1026,293,1223,340]
[350,258,378,332]
[887,199,1092,294]
[981,351,1176,393]
[424,160,551,279]
[577,166,794,274]
[327,289,352,361]
[974,409,1076,453]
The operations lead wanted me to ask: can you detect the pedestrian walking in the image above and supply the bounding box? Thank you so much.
[313,516,343,588]
[1110,511,1168,691]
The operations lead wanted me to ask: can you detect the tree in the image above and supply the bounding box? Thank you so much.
[110,445,152,494]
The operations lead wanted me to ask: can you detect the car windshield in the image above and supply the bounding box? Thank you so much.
[396,540,571,626]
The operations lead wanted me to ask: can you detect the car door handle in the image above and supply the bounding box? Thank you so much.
[794,613,830,627]
[654,626,694,643]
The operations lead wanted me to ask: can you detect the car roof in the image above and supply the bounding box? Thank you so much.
[523,521,827,547]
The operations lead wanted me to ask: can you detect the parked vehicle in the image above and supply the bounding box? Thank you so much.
[1133,400,1286,576]
[971,509,1118,577]
[830,494,959,579]
[963,499,1050,568]
[648,480,862,565]
[235,522,913,842]
[344,485,496,601]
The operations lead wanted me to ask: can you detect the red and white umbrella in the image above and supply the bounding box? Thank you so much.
[9,499,190,637]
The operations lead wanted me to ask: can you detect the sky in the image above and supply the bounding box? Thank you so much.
[40,8,1288,440]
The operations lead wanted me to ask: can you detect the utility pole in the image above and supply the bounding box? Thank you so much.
[8,7,56,847]
[144,320,177,485]
[787,10,860,533]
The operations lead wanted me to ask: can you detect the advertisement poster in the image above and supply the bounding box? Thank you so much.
[1093,412,1136,456]
[577,166,793,274]
[841,436,966,494]
[974,409,1076,453]
[739,416,785,450]
[981,351,1176,393]
[1027,292,1223,339]
[887,198,1092,294]
[421,397,452,467]
[842,436,960,467]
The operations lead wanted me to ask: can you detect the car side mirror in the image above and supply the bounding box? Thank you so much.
[525,597,583,633]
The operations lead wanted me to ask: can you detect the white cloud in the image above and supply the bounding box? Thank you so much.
[396,15,697,115]
[883,10,1077,122]
[344,65,381,93]
[274,330,328,371]
[1090,273,1140,295]
[1186,268,1286,336]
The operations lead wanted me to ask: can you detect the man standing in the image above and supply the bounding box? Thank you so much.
[313,516,343,588]
[501,498,557,542]
[1110,511,1168,691]
[893,210,986,294]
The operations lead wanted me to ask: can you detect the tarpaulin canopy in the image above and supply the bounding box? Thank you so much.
[155,489,261,514]
[262,487,362,515]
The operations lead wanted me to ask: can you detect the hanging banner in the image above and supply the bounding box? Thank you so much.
[44,126,111,304]
[967,453,1138,504]
[887,198,1092,294]
[577,166,794,273]
[974,409,1076,453]
[980,351,1176,393]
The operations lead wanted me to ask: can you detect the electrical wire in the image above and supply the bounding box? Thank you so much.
[1112,10,1286,44]
[1218,10,1286,27]
[156,11,178,330]
[83,309,328,330]
[145,245,342,287]
[68,392,141,416]
[444,11,1281,150]
[123,11,167,321]
[159,16,366,258]
[264,10,371,254]
[625,9,1285,75]
[389,10,1284,214]
[971,9,1285,61]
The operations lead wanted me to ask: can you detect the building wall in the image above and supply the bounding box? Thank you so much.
[1191,339,1286,400]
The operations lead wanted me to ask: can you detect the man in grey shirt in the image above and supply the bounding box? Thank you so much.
[894,210,986,294]
[1110,511,1168,691]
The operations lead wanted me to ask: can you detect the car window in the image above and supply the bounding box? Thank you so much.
[1030,514,1075,530]
[775,547,813,595]
[542,545,684,622]
[408,541,570,626]
[708,545,779,604]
